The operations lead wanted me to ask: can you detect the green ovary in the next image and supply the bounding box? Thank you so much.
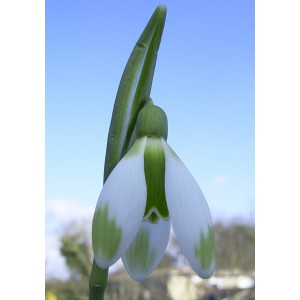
[125,229,156,274]
[194,227,215,271]
[92,203,122,261]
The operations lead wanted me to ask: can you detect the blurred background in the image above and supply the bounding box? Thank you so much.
[46,0,254,299]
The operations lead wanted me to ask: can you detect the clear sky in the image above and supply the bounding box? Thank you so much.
[46,0,254,250]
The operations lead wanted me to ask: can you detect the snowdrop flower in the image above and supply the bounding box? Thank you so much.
[92,104,215,281]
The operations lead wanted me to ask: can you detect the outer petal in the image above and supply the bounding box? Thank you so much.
[162,139,216,278]
[92,137,147,268]
[122,218,171,281]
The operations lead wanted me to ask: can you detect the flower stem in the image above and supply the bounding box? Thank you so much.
[89,260,108,300]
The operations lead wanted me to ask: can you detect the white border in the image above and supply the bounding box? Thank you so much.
[0,0,45,298]
[256,0,300,298]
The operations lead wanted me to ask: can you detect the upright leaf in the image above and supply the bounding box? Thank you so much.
[104,5,167,182]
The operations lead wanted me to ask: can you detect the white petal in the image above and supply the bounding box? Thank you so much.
[122,218,171,281]
[92,137,147,268]
[162,139,216,278]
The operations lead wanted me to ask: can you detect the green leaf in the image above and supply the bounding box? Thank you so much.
[104,5,167,182]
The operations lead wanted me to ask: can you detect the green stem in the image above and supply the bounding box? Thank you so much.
[89,260,108,300]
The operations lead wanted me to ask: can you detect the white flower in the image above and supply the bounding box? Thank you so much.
[92,105,216,281]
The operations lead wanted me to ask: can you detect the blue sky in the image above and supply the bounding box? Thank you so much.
[46,0,254,227]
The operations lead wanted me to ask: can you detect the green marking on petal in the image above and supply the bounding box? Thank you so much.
[125,229,156,274]
[194,227,215,271]
[148,212,159,224]
[143,138,169,221]
[92,203,122,261]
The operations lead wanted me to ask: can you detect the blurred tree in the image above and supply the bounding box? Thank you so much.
[60,223,92,280]
[214,221,255,271]
[45,222,92,300]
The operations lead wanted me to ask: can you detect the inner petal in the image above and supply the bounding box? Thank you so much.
[122,218,171,281]
[143,137,169,222]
